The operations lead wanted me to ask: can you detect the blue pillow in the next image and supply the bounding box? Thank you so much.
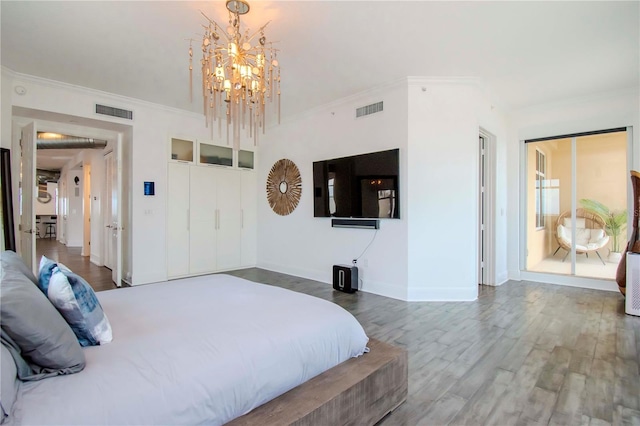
[38,255,58,293]
[46,267,112,347]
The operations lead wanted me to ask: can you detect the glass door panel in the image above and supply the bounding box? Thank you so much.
[526,138,572,275]
[575,132,627,279]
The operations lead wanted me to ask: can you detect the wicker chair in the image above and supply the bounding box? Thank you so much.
[553,208,609,265]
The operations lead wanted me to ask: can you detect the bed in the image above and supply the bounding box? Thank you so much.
[2,270,407,425]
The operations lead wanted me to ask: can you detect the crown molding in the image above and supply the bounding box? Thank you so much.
[2,66,205,120]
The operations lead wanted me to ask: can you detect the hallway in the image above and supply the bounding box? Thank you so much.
[36,239,117,292]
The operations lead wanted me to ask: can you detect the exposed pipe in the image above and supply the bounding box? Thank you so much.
[36,133,108,150]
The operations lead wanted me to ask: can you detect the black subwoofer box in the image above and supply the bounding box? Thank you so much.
[333,265,359,293]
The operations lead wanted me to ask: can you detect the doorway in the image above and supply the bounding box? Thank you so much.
[14,111,125,287]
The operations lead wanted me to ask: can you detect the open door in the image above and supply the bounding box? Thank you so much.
[103,151,114,271]
[19,122,37,273]
[113,134,123,286]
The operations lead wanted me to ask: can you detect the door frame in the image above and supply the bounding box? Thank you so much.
[519,126,631,292]
[17,122,37,274]
[479,128,497,285]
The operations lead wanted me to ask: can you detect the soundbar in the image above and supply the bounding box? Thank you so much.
[331,219,379,230]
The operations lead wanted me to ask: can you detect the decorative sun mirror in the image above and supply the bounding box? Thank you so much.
[266,159,302,216]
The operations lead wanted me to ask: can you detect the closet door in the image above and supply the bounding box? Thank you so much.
[167,163,190,278]
[189,166,218,275]
[240,171,257,266]
[216,168,242,270]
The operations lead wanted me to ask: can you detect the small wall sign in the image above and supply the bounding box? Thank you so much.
[144,181,155,196]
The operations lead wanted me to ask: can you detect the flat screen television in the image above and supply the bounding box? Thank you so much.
[313,148,400,219]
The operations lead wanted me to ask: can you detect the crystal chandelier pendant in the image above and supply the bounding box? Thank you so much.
[188,0,281,150]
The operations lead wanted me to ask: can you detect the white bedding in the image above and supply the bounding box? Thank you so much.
[10,274,369,425]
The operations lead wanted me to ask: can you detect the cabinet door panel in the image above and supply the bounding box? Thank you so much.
[241,172,257,266]
[189,166,218,274]
[167,163,190,277]
[216,168,242,270]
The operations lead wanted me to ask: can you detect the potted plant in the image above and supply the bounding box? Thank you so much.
[579,199,627,263]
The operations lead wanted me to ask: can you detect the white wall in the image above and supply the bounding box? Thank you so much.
[34,182,57,216]
[1,72,13,149]
[406,78,508,301]
[64,167,84,247]
[258,80,410,300]
[507,88,640,289]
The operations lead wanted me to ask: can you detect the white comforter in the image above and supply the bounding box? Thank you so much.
[11,274,369,425]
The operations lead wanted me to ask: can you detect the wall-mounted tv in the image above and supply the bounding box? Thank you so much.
[313,148,400,219]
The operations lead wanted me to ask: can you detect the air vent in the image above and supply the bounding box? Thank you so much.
[95,104,133,120]
[356,101,383,118]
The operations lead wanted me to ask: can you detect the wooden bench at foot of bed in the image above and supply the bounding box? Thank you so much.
[229,338,408,426]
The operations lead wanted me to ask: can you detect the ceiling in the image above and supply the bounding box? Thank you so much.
[2,1,639,125]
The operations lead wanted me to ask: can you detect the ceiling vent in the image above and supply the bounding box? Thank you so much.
[356,101,383,118]
[95,104,133,120]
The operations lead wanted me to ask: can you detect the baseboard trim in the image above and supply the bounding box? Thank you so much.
[257,261,407,301]
[407,286,478,302]
[90,254,103,266]
[519,271,618,292]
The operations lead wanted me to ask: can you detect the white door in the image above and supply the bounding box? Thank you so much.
[19,122,37,273]
[103,151,114,270]
[240,171,257,266]
[167,162,191,277]
[479,136,486,285]
[112,134,123,286]
[58,172,66,244]
[189,166,218,275]
[216,168,241,270]
[82,164,91,257]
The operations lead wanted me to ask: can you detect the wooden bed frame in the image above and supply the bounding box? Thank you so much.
[229,338,408,426]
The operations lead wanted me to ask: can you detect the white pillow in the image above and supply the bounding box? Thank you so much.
[563,217,586,228]
[575,228,591,246]
[590,229,605,241]
[557,225,570,241]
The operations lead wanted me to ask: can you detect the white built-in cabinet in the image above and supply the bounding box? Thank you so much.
[167,137,256,279]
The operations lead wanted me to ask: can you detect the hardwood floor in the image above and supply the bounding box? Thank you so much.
[35,239,116,292]
[225,268,640,426]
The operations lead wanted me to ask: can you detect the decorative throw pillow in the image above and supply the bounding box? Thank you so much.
[47,267,112,347]
[0,262,85,380]
[38,255,58,293]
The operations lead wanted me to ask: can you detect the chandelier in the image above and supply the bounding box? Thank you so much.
[189,0,281,149]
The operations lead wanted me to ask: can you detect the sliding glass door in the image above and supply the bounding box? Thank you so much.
[525,129,628,279]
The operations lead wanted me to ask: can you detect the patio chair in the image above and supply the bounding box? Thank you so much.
[553,208,609,265]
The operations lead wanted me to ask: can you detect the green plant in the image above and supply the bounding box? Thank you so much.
[579,199,627,252]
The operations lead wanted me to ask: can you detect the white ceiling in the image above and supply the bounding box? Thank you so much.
[2,1,639,123]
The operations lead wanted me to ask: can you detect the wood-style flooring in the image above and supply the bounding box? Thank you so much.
[35,239,116,292]
[225,268,640,426]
